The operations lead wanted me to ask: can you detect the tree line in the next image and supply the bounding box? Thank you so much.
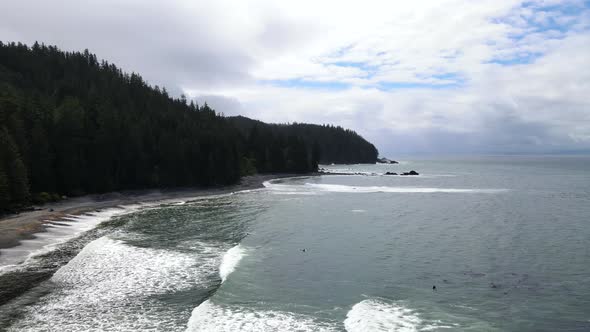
[0,41,378,211]
[229,116,379,165]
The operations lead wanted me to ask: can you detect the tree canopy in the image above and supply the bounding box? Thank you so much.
[0,41,378,211]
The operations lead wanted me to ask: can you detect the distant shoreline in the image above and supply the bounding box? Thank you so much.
[0,173,313,252]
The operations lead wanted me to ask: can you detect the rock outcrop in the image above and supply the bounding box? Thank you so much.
[377,157,398,164]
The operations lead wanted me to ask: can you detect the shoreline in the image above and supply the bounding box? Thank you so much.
[0,173,309,253]
[0,172,316,312]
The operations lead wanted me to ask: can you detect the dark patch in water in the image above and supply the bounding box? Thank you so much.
[463,270,486,278]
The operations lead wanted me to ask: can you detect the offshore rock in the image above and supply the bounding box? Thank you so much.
[377,158,398,164]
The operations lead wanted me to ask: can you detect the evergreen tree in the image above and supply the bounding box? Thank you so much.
[0,41,379,211]
[228,116,378,164]
[0,128,30,204]
[29,122,54,193]
[8,157,30,204]
[0,166,11,210]
[311,141,321,171]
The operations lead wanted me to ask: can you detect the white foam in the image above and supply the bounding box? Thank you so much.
[382,174,458,178]
[264,181,505,195]
[351,209,366,213]
[274,191,319,196]
[306,183,505,193]
[0,193,240,273]
[219,244,247,282]
[345,299,422,332]
[0,206,141,272]
[322,168,377,176]
[9,236,224,331]
[262,181,319,195]
[186,300,337,332]
[344,299,456,332]
[53,237,218,291]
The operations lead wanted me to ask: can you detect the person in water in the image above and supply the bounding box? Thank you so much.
[433,285,437,291]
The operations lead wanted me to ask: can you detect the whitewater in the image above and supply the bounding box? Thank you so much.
[1,156,589,331]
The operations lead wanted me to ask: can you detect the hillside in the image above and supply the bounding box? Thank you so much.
[228,116,378,164]
[0,41,378,211]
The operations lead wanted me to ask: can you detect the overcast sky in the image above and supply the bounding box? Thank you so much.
[2,0,589,156]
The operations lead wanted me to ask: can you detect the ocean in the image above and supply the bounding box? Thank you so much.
[1,156,589,331]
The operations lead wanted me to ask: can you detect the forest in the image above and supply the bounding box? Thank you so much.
[229,116,379,165]
[0,41,378,211]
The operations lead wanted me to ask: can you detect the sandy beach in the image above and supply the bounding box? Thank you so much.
[0,174,299,252]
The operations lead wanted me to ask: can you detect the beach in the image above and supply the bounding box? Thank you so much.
[0,174,297,252]
[1,158,590,331]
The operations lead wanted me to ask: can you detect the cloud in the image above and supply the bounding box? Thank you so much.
[1,0,589,155]
[193,95,244,117]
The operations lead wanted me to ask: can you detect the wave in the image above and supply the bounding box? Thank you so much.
[0,205,143,272]
[186,300,337,332]
[264,181,505,195]
[394,174,457,178]
[306,183,505,193]
[52,236,217,293]
[344,299,454,332]
[219,244,246,283]
[0,190,250,274]
[321,168,379,176]
[8,236,224,331]
[262,181,319,195]
[186,299,455,332]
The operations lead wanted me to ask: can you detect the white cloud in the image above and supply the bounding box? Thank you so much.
[1,0,589,154]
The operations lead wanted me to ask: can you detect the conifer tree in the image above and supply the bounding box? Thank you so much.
[0,42,378,211]
[0,167,11,210]
[8,157,30,204]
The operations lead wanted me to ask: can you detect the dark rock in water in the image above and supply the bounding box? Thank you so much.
[377,157,399,164]
[463,271,486,278]
[401,170,419,176]
[385,172,398,175]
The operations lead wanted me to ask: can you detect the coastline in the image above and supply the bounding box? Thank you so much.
[0,173,309,252]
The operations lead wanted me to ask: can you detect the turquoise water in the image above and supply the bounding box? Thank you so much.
[1,156,589,331]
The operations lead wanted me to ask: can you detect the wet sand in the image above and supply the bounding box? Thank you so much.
[0,174,303,252]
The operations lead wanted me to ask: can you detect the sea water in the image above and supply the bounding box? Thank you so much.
[1,156,589,331]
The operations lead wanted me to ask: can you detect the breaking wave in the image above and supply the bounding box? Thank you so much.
[8,236,225,331]
[263,181,505,195]
[186,300,337,332]
[185,298,455,332]
[219,244,247,282]
[0,205,144,272]
[345,299,455,332]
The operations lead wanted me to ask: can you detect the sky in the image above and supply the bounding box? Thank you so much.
[1,0,589,156]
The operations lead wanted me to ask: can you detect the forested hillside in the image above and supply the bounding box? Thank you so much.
[229,116,378,164]
[0,42,378,211]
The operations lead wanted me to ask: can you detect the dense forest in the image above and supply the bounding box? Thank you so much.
[0,41,378,211]
[229,116,378,165]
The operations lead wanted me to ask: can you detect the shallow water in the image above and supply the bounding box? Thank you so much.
[1,156,589,331]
